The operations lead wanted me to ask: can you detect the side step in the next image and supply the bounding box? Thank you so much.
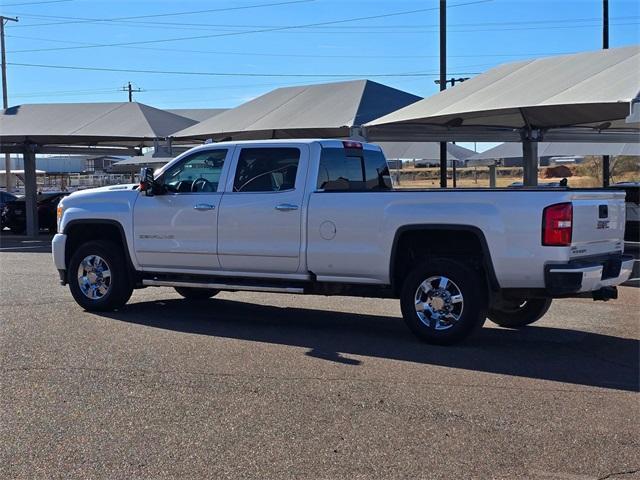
[142,279,305,294]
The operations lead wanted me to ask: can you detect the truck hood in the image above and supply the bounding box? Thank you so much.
[60,184,140,208]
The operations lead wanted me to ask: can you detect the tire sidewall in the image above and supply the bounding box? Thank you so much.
[68,240,132,311]
[488,298,552,328]
[400,259,488,345]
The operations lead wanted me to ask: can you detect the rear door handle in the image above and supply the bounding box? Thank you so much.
[194,203,215,211]
[275,203,299,212]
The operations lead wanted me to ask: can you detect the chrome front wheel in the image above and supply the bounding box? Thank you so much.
[68,240,133,311]
[77,255,112,300]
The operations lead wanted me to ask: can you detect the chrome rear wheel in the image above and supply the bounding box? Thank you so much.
[414,275,464,331]
[400,259,487,345]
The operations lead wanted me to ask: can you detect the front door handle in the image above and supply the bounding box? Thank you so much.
[194,203,215,211]
[275,203,299,212]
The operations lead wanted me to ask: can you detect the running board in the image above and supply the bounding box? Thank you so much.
[142,279,304,294]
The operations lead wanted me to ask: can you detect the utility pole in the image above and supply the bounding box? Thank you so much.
[434,77,470,88]
[602,0,610,187]
[121,81,142,102]
[439,0,447,188]
[1,15,18,192]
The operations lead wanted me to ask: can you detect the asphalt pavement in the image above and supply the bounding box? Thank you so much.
[1,235,639,479]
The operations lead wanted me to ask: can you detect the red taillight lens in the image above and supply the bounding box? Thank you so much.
[342,140,363,149]
[542,202,573,246]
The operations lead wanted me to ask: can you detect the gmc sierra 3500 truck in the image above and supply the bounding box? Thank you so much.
[52,140,634,344]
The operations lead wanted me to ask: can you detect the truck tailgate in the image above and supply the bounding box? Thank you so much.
[570,191,626,257]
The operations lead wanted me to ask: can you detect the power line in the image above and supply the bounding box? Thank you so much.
[3,34,583,59]
[1,0,73,6]
[8,13,636,32]
[7,61,481,78]
[6,20,637,54]
[1,0,493,53]
[4,0,315,28]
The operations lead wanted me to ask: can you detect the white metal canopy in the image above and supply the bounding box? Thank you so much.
[364,46,640,142]
[0,102,197,146]
[173,79,422,141]
[1,102,197,236]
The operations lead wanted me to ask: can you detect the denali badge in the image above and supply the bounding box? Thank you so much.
[139,234,175,239]
[597,220,610,229]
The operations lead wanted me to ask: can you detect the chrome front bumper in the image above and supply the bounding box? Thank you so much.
[52,233,67,276]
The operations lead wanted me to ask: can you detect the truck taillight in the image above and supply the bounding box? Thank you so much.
[542,202,573,246]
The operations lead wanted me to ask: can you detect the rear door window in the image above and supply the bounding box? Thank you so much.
[233,148,300,192]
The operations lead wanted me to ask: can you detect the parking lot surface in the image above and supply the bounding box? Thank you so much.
[1,236,639,479]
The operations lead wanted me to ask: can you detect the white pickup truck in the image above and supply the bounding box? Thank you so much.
[52,139,634,344]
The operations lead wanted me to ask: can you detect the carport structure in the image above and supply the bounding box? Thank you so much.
[365,45,640,186]
[468,142,640,164]
[377,141,475,165]
[466,141,640,187]
[0,102,197,235]
[173,79,422,141]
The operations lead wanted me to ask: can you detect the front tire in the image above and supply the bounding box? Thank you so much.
[400,259,488,345]
[68,240,133,311]
[174,287,219,300]
[488,298,552,328]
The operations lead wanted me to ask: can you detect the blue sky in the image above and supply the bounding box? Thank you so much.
[2,0,639,111]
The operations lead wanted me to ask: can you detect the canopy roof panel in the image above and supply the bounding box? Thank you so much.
[365,46,640,140]
[173,79,421,141]
[166,108,228,122]
[378,142,475,161]
[0,102,198,146]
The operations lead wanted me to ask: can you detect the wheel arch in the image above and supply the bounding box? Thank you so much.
[389,224,499,295]
[63,219,136,283]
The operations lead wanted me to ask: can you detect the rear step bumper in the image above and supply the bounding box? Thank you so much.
[545,254,634,296]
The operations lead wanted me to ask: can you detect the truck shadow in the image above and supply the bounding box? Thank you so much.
[100,297,639,393]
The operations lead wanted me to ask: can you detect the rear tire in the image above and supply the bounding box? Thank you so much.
[400,259,488,345]
[174,287,219,300]
[68,240,133,311]
[488,298,552,328]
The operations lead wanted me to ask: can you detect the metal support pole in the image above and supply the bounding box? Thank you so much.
[439,0,447,188]
[452,159,457,188]
[602,0,610,187]
[439,143,447,187]
[23,145,39,236]
[488,164,497,188]
[1,16,18,192]
[522,137,539,187]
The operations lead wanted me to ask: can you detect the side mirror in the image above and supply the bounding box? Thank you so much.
[139,167,156,196]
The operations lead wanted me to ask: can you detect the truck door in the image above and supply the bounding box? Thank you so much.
[132,148,231,270]
[217,145,309,273]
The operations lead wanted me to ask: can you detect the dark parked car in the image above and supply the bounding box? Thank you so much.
[608,182,640,243]
[2,192,69,234]
[0,191,19,230]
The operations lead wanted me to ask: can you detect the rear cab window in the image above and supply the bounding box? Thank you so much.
[317,145,392,191]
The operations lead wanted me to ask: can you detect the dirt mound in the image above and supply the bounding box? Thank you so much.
[544,165,573,178]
